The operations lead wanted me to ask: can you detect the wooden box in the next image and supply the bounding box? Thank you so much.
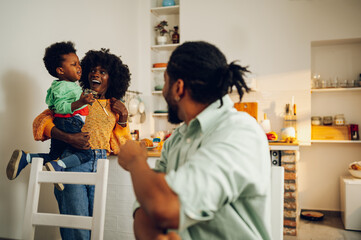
[311,125,349,140]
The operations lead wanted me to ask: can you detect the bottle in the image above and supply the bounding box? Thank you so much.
[260,113,271,133]
[171,26,179,44]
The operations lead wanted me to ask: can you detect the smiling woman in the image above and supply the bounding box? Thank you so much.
[31,48,132,240]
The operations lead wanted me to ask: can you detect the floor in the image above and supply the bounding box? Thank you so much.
[284,211,361,240]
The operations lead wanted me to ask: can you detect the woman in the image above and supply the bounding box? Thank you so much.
[33,48,132,239]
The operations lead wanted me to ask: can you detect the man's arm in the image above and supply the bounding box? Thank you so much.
[118,141,180,229]
[134,208,181,240]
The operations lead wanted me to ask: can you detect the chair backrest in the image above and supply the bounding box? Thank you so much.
[271,166,284,240]
[22,158,109,240]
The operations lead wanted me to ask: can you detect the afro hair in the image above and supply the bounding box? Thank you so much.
[79,48,131,100]
[43,41,77,78]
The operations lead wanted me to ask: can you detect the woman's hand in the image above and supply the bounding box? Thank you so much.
[110,97,128,123]
[67,132,91,150]
[51,127,90,150]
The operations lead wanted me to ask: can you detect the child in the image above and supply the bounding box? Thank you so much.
[6,41,95,191]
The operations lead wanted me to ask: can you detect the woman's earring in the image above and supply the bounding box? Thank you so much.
[175,96,180,102]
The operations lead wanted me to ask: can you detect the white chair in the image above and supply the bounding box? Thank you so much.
[22,158,109,240]
[271,166,284,240]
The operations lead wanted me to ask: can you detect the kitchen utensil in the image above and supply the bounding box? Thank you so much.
[138,100,145,114]
[139,112,146,123]
[128,96,140,115]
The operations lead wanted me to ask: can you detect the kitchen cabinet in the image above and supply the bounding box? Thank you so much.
[150,0,180,132]
[311,38,361,144]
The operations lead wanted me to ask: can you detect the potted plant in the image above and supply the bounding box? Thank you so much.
[155,20,169,45]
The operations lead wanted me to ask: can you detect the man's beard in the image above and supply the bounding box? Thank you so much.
[164,91,183,124]
[167,102,183,124]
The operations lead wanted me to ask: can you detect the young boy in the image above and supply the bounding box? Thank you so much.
[6,41,95,190]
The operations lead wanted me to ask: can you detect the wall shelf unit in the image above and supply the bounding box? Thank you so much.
[151,43,180,51]
[150,0,180,133]
[151,67,167,72]
[311,87,361,93]
[311,38,361,144]
[150,5,179,16]
[152,113,168,117]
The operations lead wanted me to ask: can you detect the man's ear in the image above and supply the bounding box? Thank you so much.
[56,67,64,76]
[174,79,185,98]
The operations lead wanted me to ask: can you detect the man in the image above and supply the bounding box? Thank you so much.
[118,41,272,239]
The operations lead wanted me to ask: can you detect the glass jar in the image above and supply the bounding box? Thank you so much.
[323,116,333,125]
[334,114,345,126]
[311,116,322,126]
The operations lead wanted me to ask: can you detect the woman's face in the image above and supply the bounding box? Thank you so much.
[88,66,109,99]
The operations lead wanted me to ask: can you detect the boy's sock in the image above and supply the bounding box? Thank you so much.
[57,160,66,168]
[26,153,31,163]
[44,161,64,191]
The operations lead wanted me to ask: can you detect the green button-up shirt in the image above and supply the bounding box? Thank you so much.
[156,95,272,240]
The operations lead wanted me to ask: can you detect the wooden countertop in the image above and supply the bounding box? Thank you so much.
[147,149,162,157]
[147,141,299,158]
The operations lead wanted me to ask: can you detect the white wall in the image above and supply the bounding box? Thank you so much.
[0,0,144,239]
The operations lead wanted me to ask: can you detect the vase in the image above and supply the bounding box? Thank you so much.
[157,35,167,45]
[162,0,175,7]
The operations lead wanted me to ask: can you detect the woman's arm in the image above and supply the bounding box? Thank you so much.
[33,109,90,149]
[51,127,91,150]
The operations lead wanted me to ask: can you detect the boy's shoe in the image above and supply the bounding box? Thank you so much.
[45,161,65,191]
[6,149,29,180]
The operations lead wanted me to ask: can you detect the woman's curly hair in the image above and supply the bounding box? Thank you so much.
[79,48,131,99]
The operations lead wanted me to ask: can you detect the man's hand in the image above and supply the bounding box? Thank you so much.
[117,140,147,171]
[110,97,128,123]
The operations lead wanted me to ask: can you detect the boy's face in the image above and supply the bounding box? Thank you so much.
[57,53,82,81]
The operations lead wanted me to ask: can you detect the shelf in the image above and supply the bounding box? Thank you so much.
[150,5,179,16]
[311,140,361,143]
[151,43,180,51]
[152,113,168,117]
[311,87,361,93]
[151,67,166,72]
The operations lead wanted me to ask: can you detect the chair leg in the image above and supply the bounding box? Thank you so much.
[22,158,44,240]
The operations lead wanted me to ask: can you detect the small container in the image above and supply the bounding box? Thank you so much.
[311,116,322,126]
[339,79,348,88]
[323,116,333,125]
[334,114,345,126]
[152,137,161,147]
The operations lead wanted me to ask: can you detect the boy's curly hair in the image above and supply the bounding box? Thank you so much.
[43,41,77,78]
[79,48,131,99]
